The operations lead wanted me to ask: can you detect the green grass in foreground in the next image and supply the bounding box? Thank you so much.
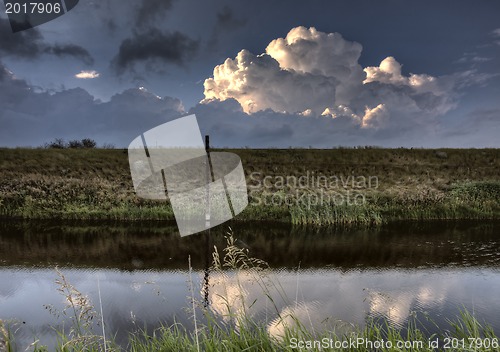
[0,148,499,223]
[3,312,498,352]
[1,233,499,351]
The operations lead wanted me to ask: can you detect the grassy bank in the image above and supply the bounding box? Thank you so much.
[0,148,499,224]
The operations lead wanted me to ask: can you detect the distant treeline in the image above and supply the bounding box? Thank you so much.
[43,138,114,149]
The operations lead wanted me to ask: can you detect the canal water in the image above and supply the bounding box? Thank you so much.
[1,220,499,349]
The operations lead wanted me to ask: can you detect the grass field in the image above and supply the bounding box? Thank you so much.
[0,148,499,224]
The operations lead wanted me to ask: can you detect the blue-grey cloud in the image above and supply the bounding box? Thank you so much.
[1,47,498,149]
[0,60,183,147]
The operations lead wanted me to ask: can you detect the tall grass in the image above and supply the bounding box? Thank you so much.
[40,268,108,352]
[287,181,500,226]
[0,319,11,352]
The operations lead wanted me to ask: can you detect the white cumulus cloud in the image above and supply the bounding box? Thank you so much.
[361,103,388,129]
[203,26,366,115]
[364,56,444,96]
[202,26,461,133]
[202,48,338,114]
[265,26,365,105]
[75,70,100,79]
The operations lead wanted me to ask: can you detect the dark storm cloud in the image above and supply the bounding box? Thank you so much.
[215,6,246,30]
[0,18,44,58]
[0,18,94,64]
[208,6,247,48]
[106,18,118,33]
[0,61,8,81]
[0,60,32,105]
[43,44,94,65]
[112,29,199,75]
[135,0,175,29]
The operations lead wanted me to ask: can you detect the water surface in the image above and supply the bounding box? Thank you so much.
[1,220,499,349]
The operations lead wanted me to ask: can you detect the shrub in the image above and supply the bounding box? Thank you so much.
[43,138,97,149]
[102,143,115,149]
[45,138,66,149]
[68,140,83,148]
[81,138,97,148]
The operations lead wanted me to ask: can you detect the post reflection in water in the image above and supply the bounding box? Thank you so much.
[0,220,500,349]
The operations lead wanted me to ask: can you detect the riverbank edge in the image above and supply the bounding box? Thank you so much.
[1,183,500,225]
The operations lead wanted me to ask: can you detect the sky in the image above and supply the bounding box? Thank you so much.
[0,0,499,148]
